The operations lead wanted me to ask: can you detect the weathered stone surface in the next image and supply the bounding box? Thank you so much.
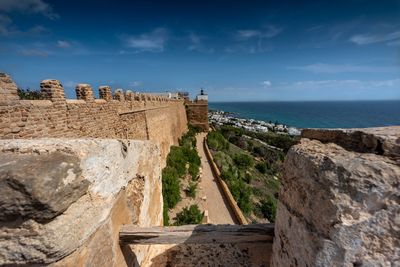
[272,127,400,267]
[0,138,163,266]
[185,101,209,131]
[0,151,89,222]
[302,126,400,160]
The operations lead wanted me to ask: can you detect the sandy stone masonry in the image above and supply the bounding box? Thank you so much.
[185,99,209,131]
[0,73,188,160]
[0,138,164,266]
[272,127,400,267]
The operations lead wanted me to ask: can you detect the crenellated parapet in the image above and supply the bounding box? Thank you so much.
[0,73,188,159]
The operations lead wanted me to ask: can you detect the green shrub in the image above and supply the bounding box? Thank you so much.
[162,166,181,209]
[174,205,204,225]
[244,172,253,184]
[188,163,199,180]
[186,182,197,198]
[185,147,201,166]
[163,205,170,226]
[259,195,277,222]
[227,179,252,215]
[233,153,253,169]
[255,162,267,174]
[207,131,230,151]
[248,131,298,152]
[166,146,187,177]
[220,125,244,139]
[221,166,237,182]
[266,178,280,191]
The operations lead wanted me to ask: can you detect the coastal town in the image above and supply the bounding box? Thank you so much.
[208,110,301,136]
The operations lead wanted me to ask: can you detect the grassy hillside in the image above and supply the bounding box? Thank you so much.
[207,125,299,223]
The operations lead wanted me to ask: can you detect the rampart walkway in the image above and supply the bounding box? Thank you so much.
[196,132,237,224]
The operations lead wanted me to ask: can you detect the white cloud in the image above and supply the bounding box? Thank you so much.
[288,63,398,74]
[19,48,50,57]
[349,31,400,45]
[0,0,58,19]
[128,81,142,87]
[236,30,261,40]
[57,40,71,48]
[262,81,272,87]
[287,79,400,91]
[387,39,400,47]
[236,25,282,41]
[124,28,168,52]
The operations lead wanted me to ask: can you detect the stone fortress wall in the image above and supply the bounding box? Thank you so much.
[185,99,209,131]
[0,73,188,266]
[0,73,188,161]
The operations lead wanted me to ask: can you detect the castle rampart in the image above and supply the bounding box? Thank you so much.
[0,73,187,160]
[186,99,209,131]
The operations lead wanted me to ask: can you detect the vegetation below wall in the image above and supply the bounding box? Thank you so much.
[162,124,203,225]
[17,88,43,100]
[207,125,299,223]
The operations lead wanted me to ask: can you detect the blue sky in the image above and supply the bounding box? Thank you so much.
[0,0,399,101]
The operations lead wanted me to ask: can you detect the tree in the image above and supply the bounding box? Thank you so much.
[233,153,253,169]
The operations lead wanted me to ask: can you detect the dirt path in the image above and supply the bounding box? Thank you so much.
[196,132,237,224]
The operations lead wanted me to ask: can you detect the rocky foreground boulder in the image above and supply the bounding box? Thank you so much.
[0,139,163,266]
[272,127,400,267]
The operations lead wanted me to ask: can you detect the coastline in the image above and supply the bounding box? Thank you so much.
[209,100,400,129]
[209,109,301,136]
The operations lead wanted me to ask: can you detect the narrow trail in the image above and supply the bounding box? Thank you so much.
[196,132,237,224]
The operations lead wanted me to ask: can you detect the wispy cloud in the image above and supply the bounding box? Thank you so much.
[387,39,400,47]
[128,81,142,87]
[210,79,400,101]
[0,0,59,19]
[288,79,400,91]
[226,25,281,54]
[288,63,398,74]
[57,40,71,48]
[123,28,168,53]
[349,30,400,45]
[235,25,282,41]
[261,81,272,87]
[0,13,48,36]
[187,33,214,54]
[19,48,50,57]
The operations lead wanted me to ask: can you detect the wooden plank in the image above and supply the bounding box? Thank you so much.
[119,223,274,245]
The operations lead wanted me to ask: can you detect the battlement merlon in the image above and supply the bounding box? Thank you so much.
[0,73,20,102]
[76,84,95,102]
[40,79,66,104]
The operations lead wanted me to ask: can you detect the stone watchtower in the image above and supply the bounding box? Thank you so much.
[185,89,209,131]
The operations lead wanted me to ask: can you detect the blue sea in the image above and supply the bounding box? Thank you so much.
[209,100,400,129]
